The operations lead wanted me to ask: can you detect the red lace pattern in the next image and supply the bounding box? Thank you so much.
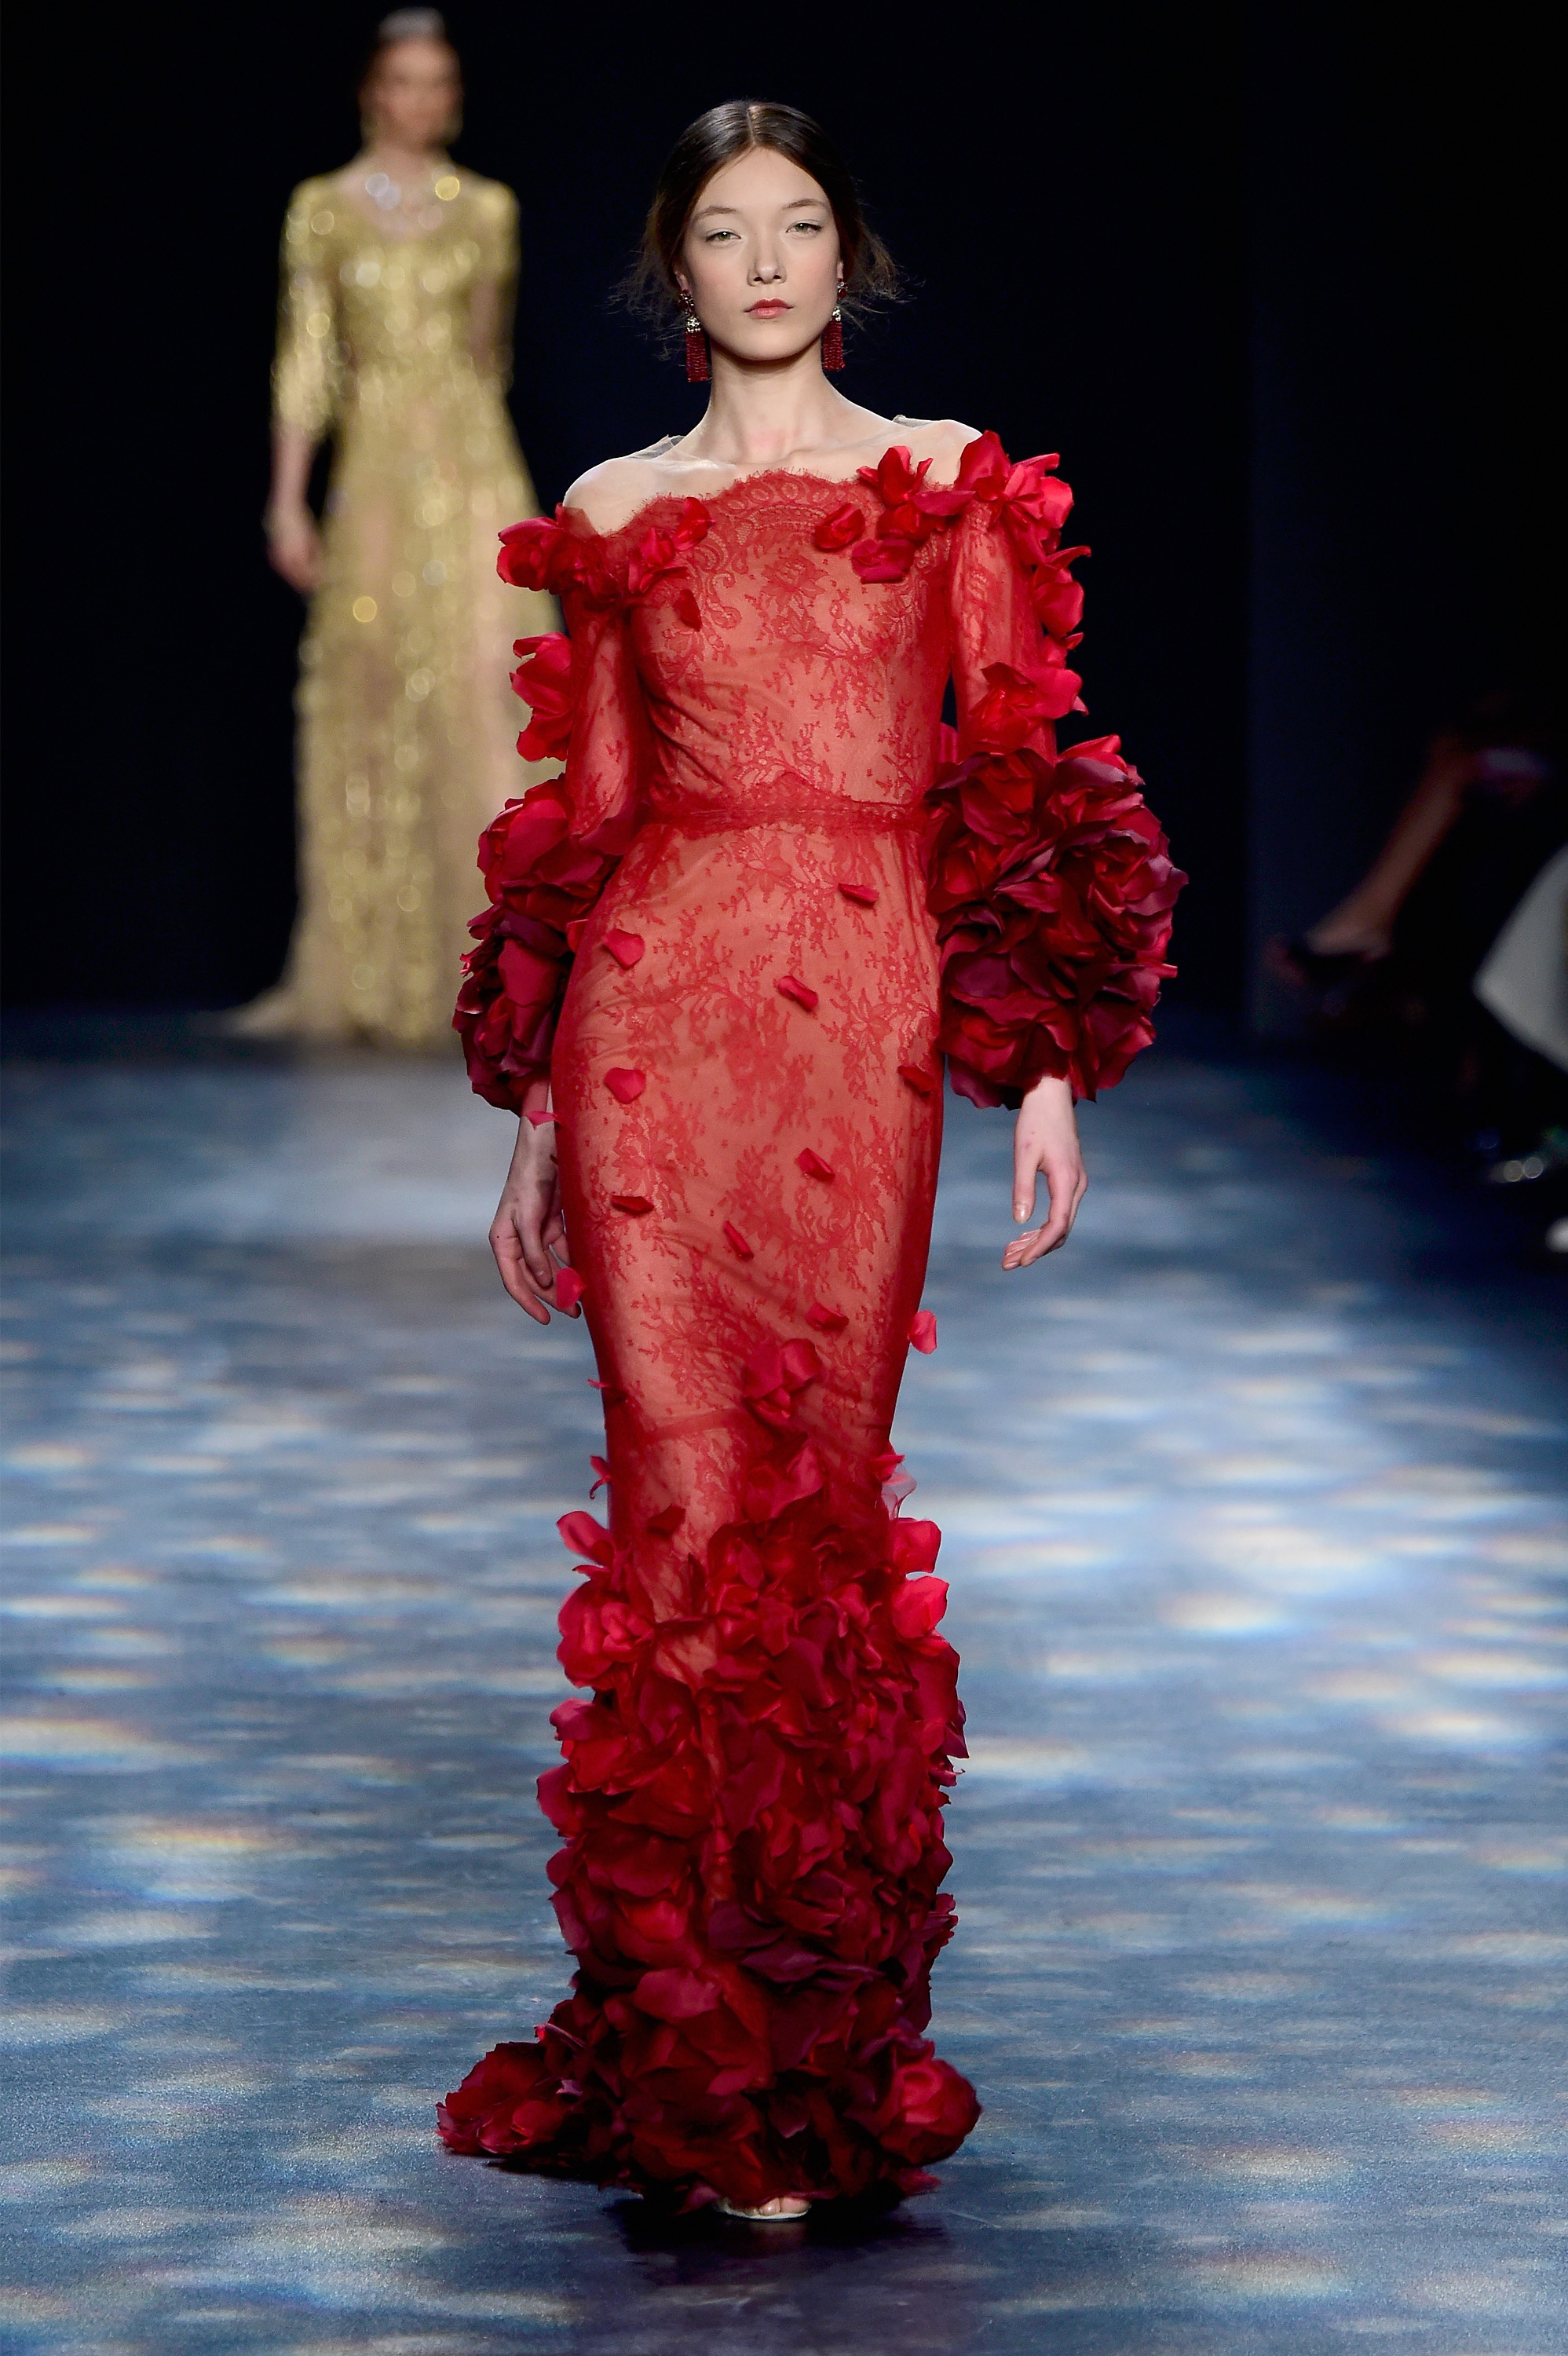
[457,431,1183,1109]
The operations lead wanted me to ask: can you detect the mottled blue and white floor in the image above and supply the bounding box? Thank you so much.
[2,1027,1565,2354]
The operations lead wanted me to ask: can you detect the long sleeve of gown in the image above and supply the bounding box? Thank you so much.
[272,181,341,441]
[932,463,1185,1105]
[467,181,520,391]
[455,522,645,1110]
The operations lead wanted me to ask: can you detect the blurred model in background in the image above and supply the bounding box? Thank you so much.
[1270,686,1566,1219]
[239,9,558,1047]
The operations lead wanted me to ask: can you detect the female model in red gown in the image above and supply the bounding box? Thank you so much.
[438,103,1182,2217]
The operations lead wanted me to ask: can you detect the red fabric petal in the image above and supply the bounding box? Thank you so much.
[897,1063,938,1096]
[969,658,1082,751]
[780,1339,822,1386]
[805,1302,848,1335]
[509,632,574,761]
[556,1509,612,1564]
[524,1107,560,1128]
[495,508,622,603]
[437,2040,570,2155]
[605,1068,645,1103]
[813,500,865,551]
[453,778,626,1113]
[838,880,879,906]
[496,517,557,589]
[674,588,702,629]
[496,514,577,594]
[797,1150,835,1183]
[646,1505,685,1538]
[623,503,712,602]
[610,1194,654,1216]
[1031,547,1089,637]
[588,1379,627,1407]
[605,931,645,969]
[857,444,929,507]
[890,1573,948,1638]
[925,730,1186,1104]
[554,1267,585,1312]
[722,1221,755,1259]
[777,975,819,1012]
[872,2054,981,2164]
[851,537,916,584]
[908,1311,938,1355]
[952,430,1011,501]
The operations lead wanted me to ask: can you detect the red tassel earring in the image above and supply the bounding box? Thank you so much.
[821,284,846,372]
[684,304,710,384]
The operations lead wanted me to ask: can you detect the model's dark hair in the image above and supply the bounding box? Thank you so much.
[628,101,900,327]
[360,8,459,96]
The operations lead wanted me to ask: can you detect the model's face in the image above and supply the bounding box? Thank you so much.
[364,38,460,148]
[678,147,842,365]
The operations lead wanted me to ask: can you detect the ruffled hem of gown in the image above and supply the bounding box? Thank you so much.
[437,1341,980,2211]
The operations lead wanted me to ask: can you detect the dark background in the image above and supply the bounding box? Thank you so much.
[2,3,1559,1026]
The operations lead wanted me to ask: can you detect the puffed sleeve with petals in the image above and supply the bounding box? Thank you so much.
[272,180,341,440]
[455,518,647,1110]
[930,467,1185,1106]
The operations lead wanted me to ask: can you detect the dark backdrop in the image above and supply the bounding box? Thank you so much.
[1,5,1557,1023]
[1247,11,1564,1027]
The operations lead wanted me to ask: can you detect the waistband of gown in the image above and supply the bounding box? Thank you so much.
[644,803,925,838]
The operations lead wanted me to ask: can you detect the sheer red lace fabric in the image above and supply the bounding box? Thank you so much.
[442,438,1184,2209]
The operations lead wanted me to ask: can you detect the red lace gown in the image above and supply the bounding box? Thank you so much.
[439,435,1183,2208]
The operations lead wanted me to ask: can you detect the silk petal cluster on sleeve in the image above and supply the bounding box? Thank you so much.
[836,430,1186,1107]
[455,512,644,1110]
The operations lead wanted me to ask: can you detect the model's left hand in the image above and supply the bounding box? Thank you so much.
[1004,1074,1087,1269]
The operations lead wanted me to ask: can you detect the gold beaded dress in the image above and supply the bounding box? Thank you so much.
[244,164,559,1046]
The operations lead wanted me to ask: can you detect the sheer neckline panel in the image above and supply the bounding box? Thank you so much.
[566,446,973,552]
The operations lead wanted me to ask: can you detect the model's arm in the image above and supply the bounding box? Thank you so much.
[1305,733,1474,958]
[265,185,338,594]
[1000,1076,1086,1268]
[468,185,517,386]
[265,426,323,594]
[489,1081,570,1325]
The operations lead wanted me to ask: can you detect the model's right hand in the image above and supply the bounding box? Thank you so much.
[490,1113,578,1324]
[265,507,323,594]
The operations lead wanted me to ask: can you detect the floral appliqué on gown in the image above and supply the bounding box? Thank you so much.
[438,434,1185,2208]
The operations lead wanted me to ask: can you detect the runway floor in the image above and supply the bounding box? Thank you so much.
[2,1024,1565,2355]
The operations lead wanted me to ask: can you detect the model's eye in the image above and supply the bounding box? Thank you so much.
[789,219,822,234]
[704,229,739,244]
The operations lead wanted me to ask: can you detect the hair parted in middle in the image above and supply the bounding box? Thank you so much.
[627,100,900,332]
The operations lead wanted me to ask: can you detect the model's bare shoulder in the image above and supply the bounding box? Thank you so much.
[562,445,682,536]
[908,416,984,483]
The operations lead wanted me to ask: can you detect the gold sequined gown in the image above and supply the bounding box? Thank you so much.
[243,166,558,1045]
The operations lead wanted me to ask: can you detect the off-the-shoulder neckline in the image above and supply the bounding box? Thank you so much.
[566,438,978,549]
